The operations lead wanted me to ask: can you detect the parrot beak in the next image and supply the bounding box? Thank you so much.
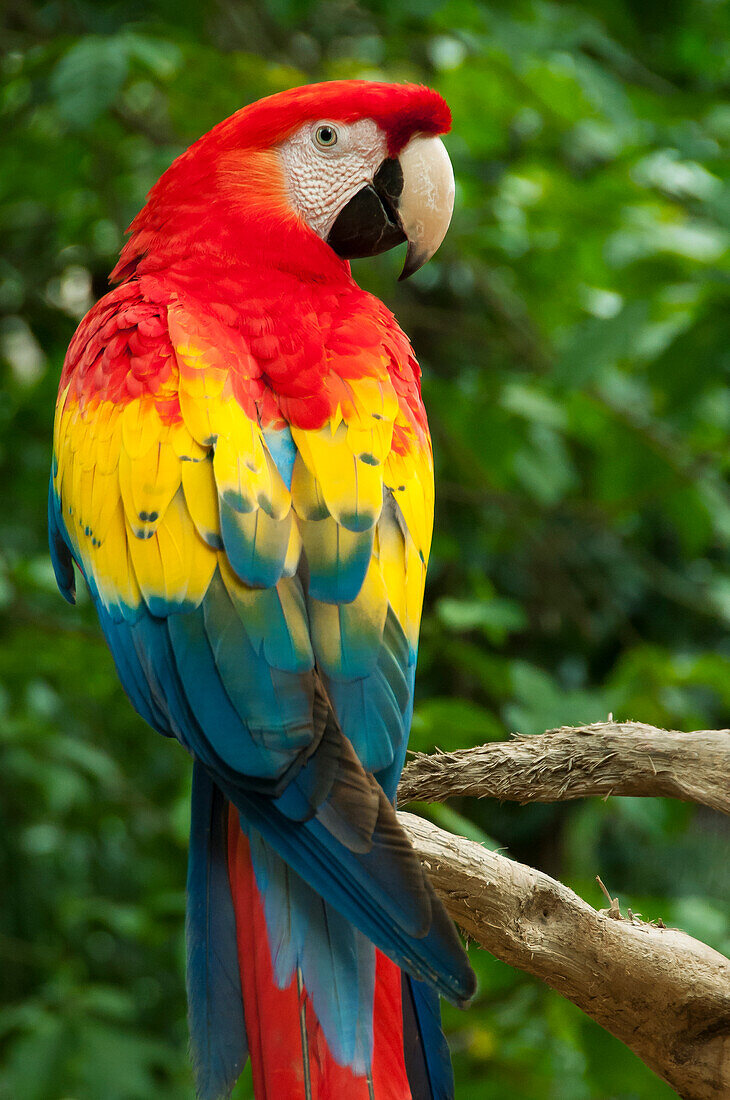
[396,134,455,280]
[325,134,455,279]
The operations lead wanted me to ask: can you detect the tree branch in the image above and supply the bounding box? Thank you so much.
[398,721,730,815]
[400,812,730,1100]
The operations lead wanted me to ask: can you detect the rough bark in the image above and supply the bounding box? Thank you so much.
[398,721,730,816]
[400,812,730,1100]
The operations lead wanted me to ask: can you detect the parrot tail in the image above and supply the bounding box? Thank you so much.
[186,763,455,1100]
[227,810,457,1100]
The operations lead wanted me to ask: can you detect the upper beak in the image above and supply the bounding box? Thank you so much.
[325,134,455,278]
[396,134,455,280]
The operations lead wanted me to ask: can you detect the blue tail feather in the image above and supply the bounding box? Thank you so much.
[402,975,455,1100]
[248,829,376,1074]
[218,780,475,1008]
[186,763,247,1100]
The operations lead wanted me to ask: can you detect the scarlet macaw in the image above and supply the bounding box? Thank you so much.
[49,80,475,1099]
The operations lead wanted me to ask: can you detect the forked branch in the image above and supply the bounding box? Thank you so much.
[400,812,730,1100]
[397,722,730,1097]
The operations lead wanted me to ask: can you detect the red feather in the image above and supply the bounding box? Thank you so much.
[227,808,413,1100]
[110,81,450,286]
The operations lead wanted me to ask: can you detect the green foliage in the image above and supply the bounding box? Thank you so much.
[2,1,730,1096]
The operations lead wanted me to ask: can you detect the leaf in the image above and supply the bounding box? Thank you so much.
[437,595,527,642]
[123,34,182,79]
[51,37,130,128]
[412,696,503,750]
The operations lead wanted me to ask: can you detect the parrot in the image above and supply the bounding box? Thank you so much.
[48,80,476,1100]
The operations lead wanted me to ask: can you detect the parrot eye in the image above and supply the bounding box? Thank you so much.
[314,124,339,149]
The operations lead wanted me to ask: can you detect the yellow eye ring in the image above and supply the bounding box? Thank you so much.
[314,124,338,148]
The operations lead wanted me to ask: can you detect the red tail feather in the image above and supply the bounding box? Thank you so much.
[227,807,413,1100]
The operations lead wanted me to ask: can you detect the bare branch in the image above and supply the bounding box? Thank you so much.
[400,812,730,1100]
[398,721,730,815]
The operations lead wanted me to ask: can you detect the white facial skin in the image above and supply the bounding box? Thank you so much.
[278,118,389,239]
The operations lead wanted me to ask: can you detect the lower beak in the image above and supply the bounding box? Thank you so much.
[325,134,455,279]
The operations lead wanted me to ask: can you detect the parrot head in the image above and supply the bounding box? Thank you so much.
[113,80,454,283]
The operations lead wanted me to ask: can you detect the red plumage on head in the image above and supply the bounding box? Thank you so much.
[206,80,452,156]
[111,81,451,284]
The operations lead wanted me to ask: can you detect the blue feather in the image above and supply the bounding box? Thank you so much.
[167,602,294,780]
[201,572,312,748]
[48,476,76,604]
[322,609,413,782]
[59,518,475,1053]
[219,785,475,1008]
[97,611,170,735]
[325,673,401,775]
[187,763,248,1100]
[219,498,292,588]
[95,595,474,1010]
[402,976,455,1100]
[129,614,197,748]
[248,831,376,1073]
[262,425,297,489]
[300,517,374,603]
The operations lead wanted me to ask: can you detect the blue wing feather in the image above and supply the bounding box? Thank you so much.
[321,609,414,786]
[48,476,76,604]
[223,783,474,1006]
[50,406,474,1073]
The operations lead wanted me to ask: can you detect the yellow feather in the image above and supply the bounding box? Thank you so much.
[343,375,399,427]
[181,456,221,546]
[282,514,302,577]
[210,398,262,449]
[89,407,122,475]
[92,400,122,445]
[70,437,85,530]
[209,401,294,521]
[121,398,162,458]
[53,383,71,456]
[119,439,181,537]
[76,463,96,533]
[92,497,142,615]
[375,504,427,649]
[309,553,388,674]
[127,489,216,611]
[54,421,71,496]
[88,466,121,545]
[259,450,291,521]
[375,513,407,634]
[168,419,207,462]
[178,384,217,446]
[126,517,165,607]
[213,432,268,514]
[404,535,427,643]
[156,490,216,607]
[173,335,228,398]
[291,421,383,532]
[384,445,434,564]
[346,419,394,464]
[290,453,329,520]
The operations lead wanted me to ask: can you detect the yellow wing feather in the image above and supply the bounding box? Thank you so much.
[53,300,433,659]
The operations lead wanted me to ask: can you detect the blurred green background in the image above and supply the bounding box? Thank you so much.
[2,1,730,1097]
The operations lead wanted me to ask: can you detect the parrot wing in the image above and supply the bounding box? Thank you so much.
[50,280,474,1011]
